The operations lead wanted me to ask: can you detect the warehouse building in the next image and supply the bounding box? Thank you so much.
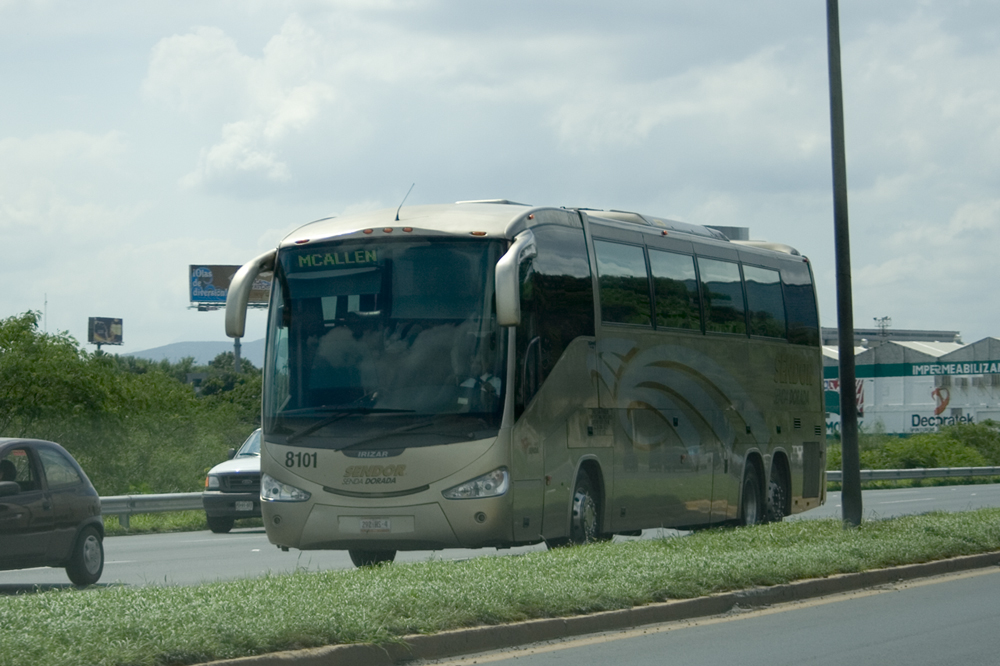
[823,329,1000,436]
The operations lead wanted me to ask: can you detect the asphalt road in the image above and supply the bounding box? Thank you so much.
[2,483,999,590]
[417,567,1000,666]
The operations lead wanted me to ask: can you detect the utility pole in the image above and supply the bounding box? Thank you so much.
[826,0,863,527]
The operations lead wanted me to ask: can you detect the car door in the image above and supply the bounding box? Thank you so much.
[36,445,91,563]
[0,446,54,567]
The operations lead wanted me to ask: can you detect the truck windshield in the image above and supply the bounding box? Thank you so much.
[263,238,507,448]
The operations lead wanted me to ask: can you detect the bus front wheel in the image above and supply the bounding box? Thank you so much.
[739,464,763,527]
[569,473,600,545]
[349,549,396,567]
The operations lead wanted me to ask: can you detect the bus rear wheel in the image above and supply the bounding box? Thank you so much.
[349,549,397,567]
[765,466,789,523]
[739,464,763,527]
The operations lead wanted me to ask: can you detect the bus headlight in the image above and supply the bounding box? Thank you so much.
[442,467,509,500]
[261,473,311,502]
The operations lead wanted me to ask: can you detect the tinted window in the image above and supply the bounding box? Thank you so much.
[38,447,83,488]
[744,265,786,338]
[648,249,701,331]
[782,260,820,346]
[594,241,651,326]
[698,257,746,335]
[517,223,595,414]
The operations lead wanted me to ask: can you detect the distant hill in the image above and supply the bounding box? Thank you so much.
[124,339,265,367]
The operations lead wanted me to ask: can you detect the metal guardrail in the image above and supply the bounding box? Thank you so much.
[97,467,1000,526]
[100,492,203,528]
[826,466,1000,483]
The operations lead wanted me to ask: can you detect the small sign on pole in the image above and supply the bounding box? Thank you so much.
[88,317,123,350]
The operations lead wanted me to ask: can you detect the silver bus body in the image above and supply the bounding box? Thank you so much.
[226,202,825,559]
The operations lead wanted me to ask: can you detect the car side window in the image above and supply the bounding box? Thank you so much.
[37,447,84,489]
[1,448,41,492]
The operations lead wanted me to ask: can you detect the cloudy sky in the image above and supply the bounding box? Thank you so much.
[2,0,998,355]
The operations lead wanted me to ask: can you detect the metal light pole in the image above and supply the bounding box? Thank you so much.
[826,0,863,527]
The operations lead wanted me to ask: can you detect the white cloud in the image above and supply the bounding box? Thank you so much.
[4,0,1000,349]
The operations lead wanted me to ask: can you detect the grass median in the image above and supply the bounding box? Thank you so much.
[3,509,1000,666]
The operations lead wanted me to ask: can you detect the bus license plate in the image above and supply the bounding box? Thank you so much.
[235,501,254,512]
[360,518,391,533]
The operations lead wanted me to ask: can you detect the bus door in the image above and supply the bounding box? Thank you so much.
[511,212,598,543]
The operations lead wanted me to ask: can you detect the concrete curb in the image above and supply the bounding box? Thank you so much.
[204,551,1000,666]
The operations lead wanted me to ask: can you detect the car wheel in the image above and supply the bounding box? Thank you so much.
[739,463,763,527]
[66,526,104,587]
[349,549,396,567]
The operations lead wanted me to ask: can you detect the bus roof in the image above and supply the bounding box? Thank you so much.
[279,200,802,258]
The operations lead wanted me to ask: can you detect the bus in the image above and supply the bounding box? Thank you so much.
[225,200,825,566]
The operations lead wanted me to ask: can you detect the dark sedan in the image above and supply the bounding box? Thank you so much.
[0,438,104,586]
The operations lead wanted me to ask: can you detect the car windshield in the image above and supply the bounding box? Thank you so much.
[263,238,508,449]
[236,430,261,457]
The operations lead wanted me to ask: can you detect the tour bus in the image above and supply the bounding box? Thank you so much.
[225,200,825,566]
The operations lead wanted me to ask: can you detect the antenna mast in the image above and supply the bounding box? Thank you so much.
[395,183,415,222]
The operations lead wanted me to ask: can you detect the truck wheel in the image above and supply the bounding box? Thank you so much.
[207,515,235,533]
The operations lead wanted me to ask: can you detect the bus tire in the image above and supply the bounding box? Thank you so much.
[207,516,235,533]
[349,549,396,567]
[569,473,600,545]
[764,465,789,523]
[739,463,763,527]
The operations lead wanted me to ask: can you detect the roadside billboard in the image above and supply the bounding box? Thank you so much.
[189,265,271,305]
[88,317,123,345]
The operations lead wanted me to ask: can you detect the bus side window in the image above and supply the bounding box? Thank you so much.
[648,249,700,331]
[697,257,746,335]
[593,240,652,327]
[782,261,820,346]
[744,265,786,339]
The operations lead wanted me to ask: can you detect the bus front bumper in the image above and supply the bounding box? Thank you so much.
[262,495,514,551]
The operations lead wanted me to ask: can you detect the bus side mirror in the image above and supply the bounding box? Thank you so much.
[225,250,276,338]
[495,230,536,327]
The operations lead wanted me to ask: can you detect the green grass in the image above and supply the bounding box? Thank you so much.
[3,509,1000,666]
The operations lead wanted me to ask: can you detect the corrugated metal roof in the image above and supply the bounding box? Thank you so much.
[890,340,966,356]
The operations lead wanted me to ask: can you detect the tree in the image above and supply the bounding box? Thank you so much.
[0,312,107,436]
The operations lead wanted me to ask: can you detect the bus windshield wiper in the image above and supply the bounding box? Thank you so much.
[333,417,475,451]
[285,406,414,444]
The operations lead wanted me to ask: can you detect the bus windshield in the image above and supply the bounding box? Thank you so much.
[264,238,508,448]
